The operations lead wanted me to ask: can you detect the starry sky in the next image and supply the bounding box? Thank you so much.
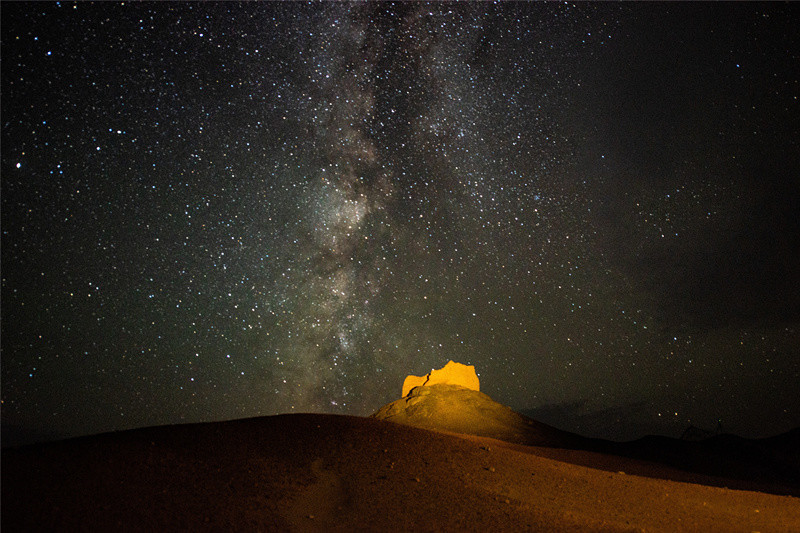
[2,2,799,444]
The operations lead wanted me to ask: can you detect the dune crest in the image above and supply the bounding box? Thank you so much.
[401,360,479,397]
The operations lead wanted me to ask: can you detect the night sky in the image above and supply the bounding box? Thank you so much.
[2,2,799,444]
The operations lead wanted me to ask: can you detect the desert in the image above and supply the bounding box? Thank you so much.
[4,362,799,531]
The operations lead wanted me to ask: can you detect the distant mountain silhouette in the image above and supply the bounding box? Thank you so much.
[680,423,723,441]
[601,428,800,497]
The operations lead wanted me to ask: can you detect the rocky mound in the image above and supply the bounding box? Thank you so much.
[372,383,586,448]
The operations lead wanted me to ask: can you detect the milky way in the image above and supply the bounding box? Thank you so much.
[2,2,799,443]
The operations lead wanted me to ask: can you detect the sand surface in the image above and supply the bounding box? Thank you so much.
[3,414,800,531]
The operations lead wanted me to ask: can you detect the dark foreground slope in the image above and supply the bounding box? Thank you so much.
[3,413,800,532]
[372,384,800,497]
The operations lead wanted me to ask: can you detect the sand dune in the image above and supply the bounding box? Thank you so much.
[373,383,800,497]
[3,412,800,532]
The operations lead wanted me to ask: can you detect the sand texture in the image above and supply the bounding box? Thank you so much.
[3,413,800,532]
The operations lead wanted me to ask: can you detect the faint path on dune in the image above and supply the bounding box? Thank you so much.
[285,457,349,531]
